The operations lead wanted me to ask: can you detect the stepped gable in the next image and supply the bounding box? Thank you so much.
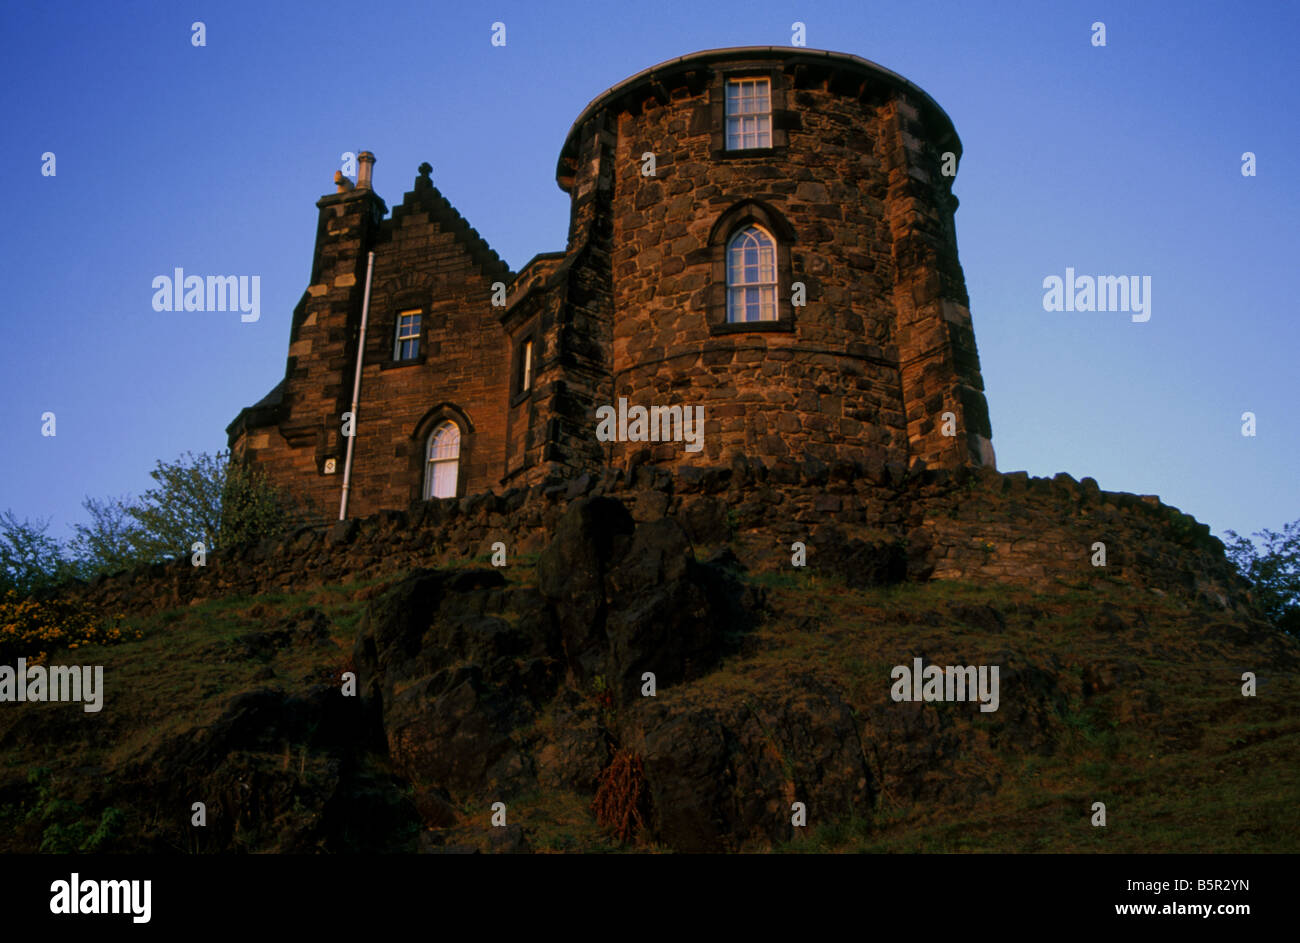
[386,163,512,283]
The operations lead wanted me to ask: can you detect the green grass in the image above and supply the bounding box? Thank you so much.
[0,571,402,853]
[744,572,1300,853]
[3,550,1296,854]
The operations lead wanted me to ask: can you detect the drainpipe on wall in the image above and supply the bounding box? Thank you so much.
[339,250,375,520]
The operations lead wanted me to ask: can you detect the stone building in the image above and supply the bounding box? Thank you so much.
[227,46,995,519]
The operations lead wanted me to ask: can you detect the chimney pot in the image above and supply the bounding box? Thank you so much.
[356,151,376,190]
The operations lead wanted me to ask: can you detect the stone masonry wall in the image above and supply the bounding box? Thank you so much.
[343,171,513,514]
[231,168,513,516]
[880,95,994,469]
[543,50,995,479]
[601,61,911,470]
[229,186,387,517]
[65,463,1249,621]
[232,49,999,513]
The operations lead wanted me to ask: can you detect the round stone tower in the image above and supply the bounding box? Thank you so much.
[549,46,994,475]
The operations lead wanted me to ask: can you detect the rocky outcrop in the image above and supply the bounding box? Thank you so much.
[350,497,763,841]
[352,568,554,794]
[537,497,760,700]
[12,469,1291,854]
[340,492,1293,852]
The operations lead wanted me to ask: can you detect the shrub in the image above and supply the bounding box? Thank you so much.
[0,591,139,665]
[0,512,75,598]
[1225,519,1300,634]
[7,450,323,595]
[67,496,144,578]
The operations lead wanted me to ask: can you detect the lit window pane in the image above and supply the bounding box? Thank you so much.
[430,461,457,499]
[724,78,772,150]
[395,310,421,360]
[425,422,460,499]
[725,226,778,323]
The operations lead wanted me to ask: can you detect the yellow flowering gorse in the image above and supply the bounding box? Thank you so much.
[0,590,140,665]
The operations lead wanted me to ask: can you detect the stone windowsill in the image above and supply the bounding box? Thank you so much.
[712,145,786,161]
[710,318,795,336]
[380,355,427,370]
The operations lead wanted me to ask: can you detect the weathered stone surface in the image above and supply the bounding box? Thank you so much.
[229,49,996,514]
[536,498,753,701]
[812,526,908,588]
[352,568,556,794]
[9,466,1298,854]
[536,497,635,678]
[64,462,1254,621]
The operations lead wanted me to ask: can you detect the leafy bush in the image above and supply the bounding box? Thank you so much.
[0,512,76,597]
[23,768,126,853]
[67,496,146,577]
[220,456,310,549]
[127,449,299,559]
[1225,519,1300,634]
[0,591,138,664]
[81,806,127,852]
[3,449,319,595]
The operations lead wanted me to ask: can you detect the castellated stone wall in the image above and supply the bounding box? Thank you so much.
[66,464,1247,622]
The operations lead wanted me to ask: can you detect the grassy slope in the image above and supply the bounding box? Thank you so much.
[0,556,1295,853]
[740,571,1299,853]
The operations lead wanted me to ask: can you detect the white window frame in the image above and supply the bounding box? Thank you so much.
[519,338,533,393]
[725,77,772,150]
[726,225,778,322]
[424,421,460,499]
[395,309,422,360]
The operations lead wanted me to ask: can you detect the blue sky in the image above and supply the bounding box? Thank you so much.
[2,0,1296,545]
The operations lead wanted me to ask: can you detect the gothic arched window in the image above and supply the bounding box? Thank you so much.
[726,225,778,322]
[424,421,460,499]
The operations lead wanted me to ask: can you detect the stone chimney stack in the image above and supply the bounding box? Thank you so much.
[356,151,376,190]
[293,149,386,478]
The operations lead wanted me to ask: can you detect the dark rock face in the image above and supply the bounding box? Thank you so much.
[987,663,1068,755]
[813,526,908,589]
[631,680,874,852]
[537,497,756,702]
[353,569,557,794]
[349,493,1232,851]
[118,683,415,853]
[350,492,1117,853]
[536,497,634,683]
[350,496,764,840]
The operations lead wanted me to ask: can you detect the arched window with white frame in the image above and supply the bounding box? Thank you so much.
[726,225,778,322]
[424,421,460,499]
